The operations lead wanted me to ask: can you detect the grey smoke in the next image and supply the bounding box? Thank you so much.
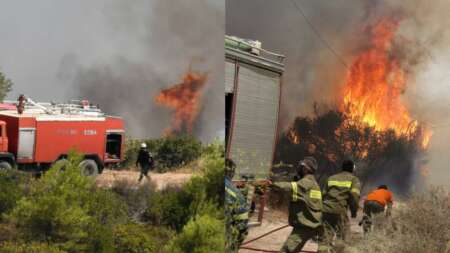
[0,0,224,142]
[226,0,450,186]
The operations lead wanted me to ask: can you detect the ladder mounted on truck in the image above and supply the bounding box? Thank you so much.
[4,95,105,117]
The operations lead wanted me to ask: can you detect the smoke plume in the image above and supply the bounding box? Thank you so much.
[226,0,450,187]
[0,0,224,142]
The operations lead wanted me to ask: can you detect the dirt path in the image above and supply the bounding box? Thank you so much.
[239,209,318,253]
[96,169,192,190]
[239,206,364,253]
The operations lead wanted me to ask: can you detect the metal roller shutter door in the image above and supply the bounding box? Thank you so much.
[225,60,236,93]
[229,63,280,179]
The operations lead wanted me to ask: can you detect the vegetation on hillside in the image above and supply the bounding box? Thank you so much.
[0,137,225,253]
[121,135,203,172]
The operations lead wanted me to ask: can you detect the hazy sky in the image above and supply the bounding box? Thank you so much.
[0,0,224,141]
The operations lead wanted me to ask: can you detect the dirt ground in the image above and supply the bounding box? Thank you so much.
[239,205,364,253]
[96,169,192,190]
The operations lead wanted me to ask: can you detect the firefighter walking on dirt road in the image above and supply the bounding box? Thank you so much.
[136,143,154,182]
[225,158,250,253]
[359,185,393,233]
[319,159,361,252]
[269,156,323,253]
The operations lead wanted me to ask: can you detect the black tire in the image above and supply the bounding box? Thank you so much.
[0,161,12,170]
[53,159,69,171]
[79,159,99,177]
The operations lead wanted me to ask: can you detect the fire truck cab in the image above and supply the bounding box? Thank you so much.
[0,98,125,175]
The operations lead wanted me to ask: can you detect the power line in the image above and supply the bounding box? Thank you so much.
[289,0,350,70]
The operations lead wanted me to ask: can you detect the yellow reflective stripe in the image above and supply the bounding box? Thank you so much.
[328,180,352,188]
[235,212,249,220]
[291,182,298,202]
[226,187,237,198]
[351,188,360,195]
[309,190,322,200]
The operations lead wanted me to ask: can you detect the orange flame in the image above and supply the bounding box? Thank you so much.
[420,127,433,149]
[341,18,433,150]
[341,19,415,135]
[287,129,300,144]
[420,166,430,177]
[155,71,208,135]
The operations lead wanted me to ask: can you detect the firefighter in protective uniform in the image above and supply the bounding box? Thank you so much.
[136,143,154,182]
[320,159,361,251]
[225,158,250,252]
[269,156,323,253]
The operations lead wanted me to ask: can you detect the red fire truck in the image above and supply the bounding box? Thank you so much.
[0,96,125,175]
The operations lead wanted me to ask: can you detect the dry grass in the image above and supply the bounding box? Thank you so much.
[343,187,450,253]
[96,170,192,190]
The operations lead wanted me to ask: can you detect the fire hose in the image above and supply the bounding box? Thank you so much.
[239,224,317,253]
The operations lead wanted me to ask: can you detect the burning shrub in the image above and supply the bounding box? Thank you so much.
[274,17,434,195]
[275,109,428,194]
[344,187,450,253]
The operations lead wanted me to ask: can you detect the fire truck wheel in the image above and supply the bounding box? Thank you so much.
[53,159,69,170]
[80,159,99,177]
[0,161,12,170]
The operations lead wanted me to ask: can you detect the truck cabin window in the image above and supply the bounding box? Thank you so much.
[106,133,122,159]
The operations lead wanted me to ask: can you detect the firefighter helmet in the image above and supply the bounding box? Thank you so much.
[298,156,318,173]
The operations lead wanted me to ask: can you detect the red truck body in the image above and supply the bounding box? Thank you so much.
[0,108,125,171]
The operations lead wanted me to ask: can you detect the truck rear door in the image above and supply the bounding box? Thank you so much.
[18,128,35,160]
[227,62,281,179]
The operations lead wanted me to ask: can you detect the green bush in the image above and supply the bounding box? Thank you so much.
[113,223,175,253]
[144,186,193,231]
[113,223,157,253]
[6,152,127,252]
[0,223,19,243]
[143,141,225,231]
[0,241,66,253]
[111,179,157,222]
[164,214,225,253]
[120,135,202,172]
[197,141,225,205]
[0,170,29,218]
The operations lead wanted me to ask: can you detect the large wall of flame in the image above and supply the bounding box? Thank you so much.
[227,0,450,186]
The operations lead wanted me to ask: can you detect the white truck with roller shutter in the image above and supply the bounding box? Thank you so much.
[225,36,285,180]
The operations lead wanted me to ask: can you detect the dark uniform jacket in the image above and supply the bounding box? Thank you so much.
[322,171,361,215]
[274,174,323,228]
[225,178,249,222]
[136,149,153,169]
